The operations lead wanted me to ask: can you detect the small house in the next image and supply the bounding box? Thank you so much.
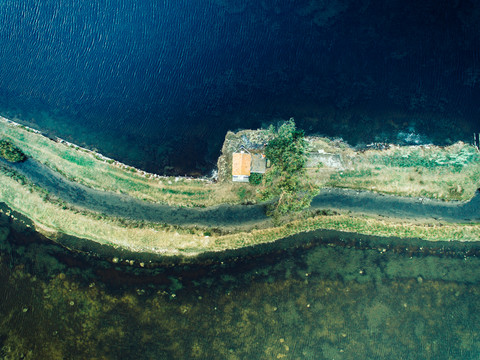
[232,151,252,182]
[232,144,268,182]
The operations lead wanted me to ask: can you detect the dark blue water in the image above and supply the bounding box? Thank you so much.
[0,0,479,174]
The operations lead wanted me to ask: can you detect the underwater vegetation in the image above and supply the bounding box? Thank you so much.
[1,211,480,359]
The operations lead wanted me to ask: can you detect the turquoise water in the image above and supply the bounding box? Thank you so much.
[1,206,480,359]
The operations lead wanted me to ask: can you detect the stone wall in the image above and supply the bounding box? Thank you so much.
[306,152,344,169]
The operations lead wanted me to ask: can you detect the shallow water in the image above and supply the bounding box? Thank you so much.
[1,206,480,359]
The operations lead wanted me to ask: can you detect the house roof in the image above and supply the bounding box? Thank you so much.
[232,152,251,176]
[251,154,267,173]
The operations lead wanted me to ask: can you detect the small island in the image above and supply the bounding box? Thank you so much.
[0,115,479,257]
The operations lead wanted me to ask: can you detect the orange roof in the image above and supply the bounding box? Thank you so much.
[232,152,251,176]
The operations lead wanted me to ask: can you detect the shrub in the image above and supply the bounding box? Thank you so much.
[0,139,27,163]
[236,186,247,200]
[249,172,263,185]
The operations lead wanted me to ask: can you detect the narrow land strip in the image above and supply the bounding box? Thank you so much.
[0,116,479,256]
[3,157,480,228]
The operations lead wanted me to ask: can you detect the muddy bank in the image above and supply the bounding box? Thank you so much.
[2,158,480,230]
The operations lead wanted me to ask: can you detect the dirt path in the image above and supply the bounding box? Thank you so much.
[3,159,480,227]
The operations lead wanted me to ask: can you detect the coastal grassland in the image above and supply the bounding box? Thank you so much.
[2,116,477,209]
[1,164,478,256]
[0,117,253,207]
[308,139,480,201]
[0,116,479,256]
[0,166,213,254]
[215,210,480,252]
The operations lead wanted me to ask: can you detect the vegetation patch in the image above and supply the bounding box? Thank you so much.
[260,119,316,218]
[248,172,263,185]
[311,141,480,201]
[0,139,26,163]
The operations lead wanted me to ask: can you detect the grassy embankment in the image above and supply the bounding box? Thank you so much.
[1,163,480,257]
[2,116,478,207]
[0,117,253,207]
[307,137,480,202]
[0,116,479,255]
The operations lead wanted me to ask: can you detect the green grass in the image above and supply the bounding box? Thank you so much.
[330,169,373,179]
[0,117,250,207]
[367,146,479,170]
[315,141,480,201]
[1,161,479,256]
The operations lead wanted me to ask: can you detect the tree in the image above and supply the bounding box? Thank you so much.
[260,119,316,219]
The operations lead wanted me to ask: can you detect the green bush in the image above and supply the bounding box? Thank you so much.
[249,172,263,185]
[0,140,27,163]
[260,119,316,218]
